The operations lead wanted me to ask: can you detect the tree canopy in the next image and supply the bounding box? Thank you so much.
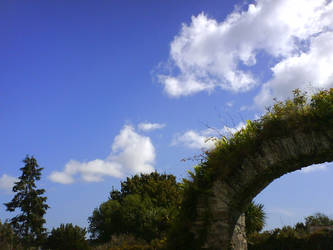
[88,172,183,243]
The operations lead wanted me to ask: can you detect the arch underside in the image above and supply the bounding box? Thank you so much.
[192,128,333,249]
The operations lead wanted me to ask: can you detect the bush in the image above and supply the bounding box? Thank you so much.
[248,213,333,250]
[0,219,23,250]
[45,223,89,250]
[90,234,153,250]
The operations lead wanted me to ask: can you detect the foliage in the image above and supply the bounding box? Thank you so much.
[305,212,333,228]
[248,213,333,250]
[4,156,49,248]
[0,219,23,250]
[245,202,266,235]
[45,223,90,250]
[167,88,333,248]
[90,234,153,250]
[88,172,182,244]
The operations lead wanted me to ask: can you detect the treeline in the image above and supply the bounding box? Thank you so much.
[248,213,333,250]
[0,156,90,250]
[1,156,265,249]
[1,156,333,249]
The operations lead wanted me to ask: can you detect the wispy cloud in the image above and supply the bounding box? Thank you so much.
[49,125,155,184]
[172,122,245,150]
[226,101,234,107]
[269,207,294,217]
[0,174,17,193]
[138,122,166,131]
[157,0,333,101]
[172,130,216,150]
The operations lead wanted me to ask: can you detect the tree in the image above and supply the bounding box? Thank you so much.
[88,172,183,243]
[245,201,266,235]
[305,213,333,228]
[45,223,89,250]
[4,156,49,248]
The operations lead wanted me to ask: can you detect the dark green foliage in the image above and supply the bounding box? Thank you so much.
[4,156,49,248]
[45,223,90,250]
[88,172,182,244]
[245,202,266,235]
[248,213,333,250]
[90,234,154,250]
[0,219,23,250]
[249,227,333,250]
[305,212,333,228]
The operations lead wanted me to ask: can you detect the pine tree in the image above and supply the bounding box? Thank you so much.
[4,156,49,248]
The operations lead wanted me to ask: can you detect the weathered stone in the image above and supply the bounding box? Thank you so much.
[231,214,247,250]
[189,129,333,249]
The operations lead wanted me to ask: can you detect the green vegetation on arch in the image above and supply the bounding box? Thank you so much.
[169,88,333,248]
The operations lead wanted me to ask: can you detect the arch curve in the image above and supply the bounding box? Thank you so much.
[170,89,333,249]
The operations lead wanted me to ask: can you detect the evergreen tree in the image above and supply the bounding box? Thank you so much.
[4,156,49,248]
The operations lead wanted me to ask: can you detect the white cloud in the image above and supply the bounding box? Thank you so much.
[255,31,333,107]
[226,101,234,107]
[300,162,330,174]
[49,125,155,184]
[172,122,245,150]
[157,0,333,98]
[49,171,74,184]
[0,174,17,192]
[172,130,216,150]
[138,122,166,131]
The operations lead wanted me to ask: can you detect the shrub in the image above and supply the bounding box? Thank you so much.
[0,219,23,250]
[248,213,333,250]
[90,234,153,250]
[45,223,89,250]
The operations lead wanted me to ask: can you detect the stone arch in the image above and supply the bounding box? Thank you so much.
[201,129,333,249]
[170,89,333,249]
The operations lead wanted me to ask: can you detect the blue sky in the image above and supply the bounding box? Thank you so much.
[1,0,333,232]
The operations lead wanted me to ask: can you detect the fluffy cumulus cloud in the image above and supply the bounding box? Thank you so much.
[158,0,333,102]
[172,122,245,150]
[49,125,155,184]
[0,174,17,192]
[138,122,166,131]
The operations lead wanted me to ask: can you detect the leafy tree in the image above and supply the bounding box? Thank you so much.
[305,213,333,228]
[45,223,89,250]
[4,156,49,248]
[88,172,182,243]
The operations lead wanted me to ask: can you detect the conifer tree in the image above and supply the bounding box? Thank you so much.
[4,156,49,248]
